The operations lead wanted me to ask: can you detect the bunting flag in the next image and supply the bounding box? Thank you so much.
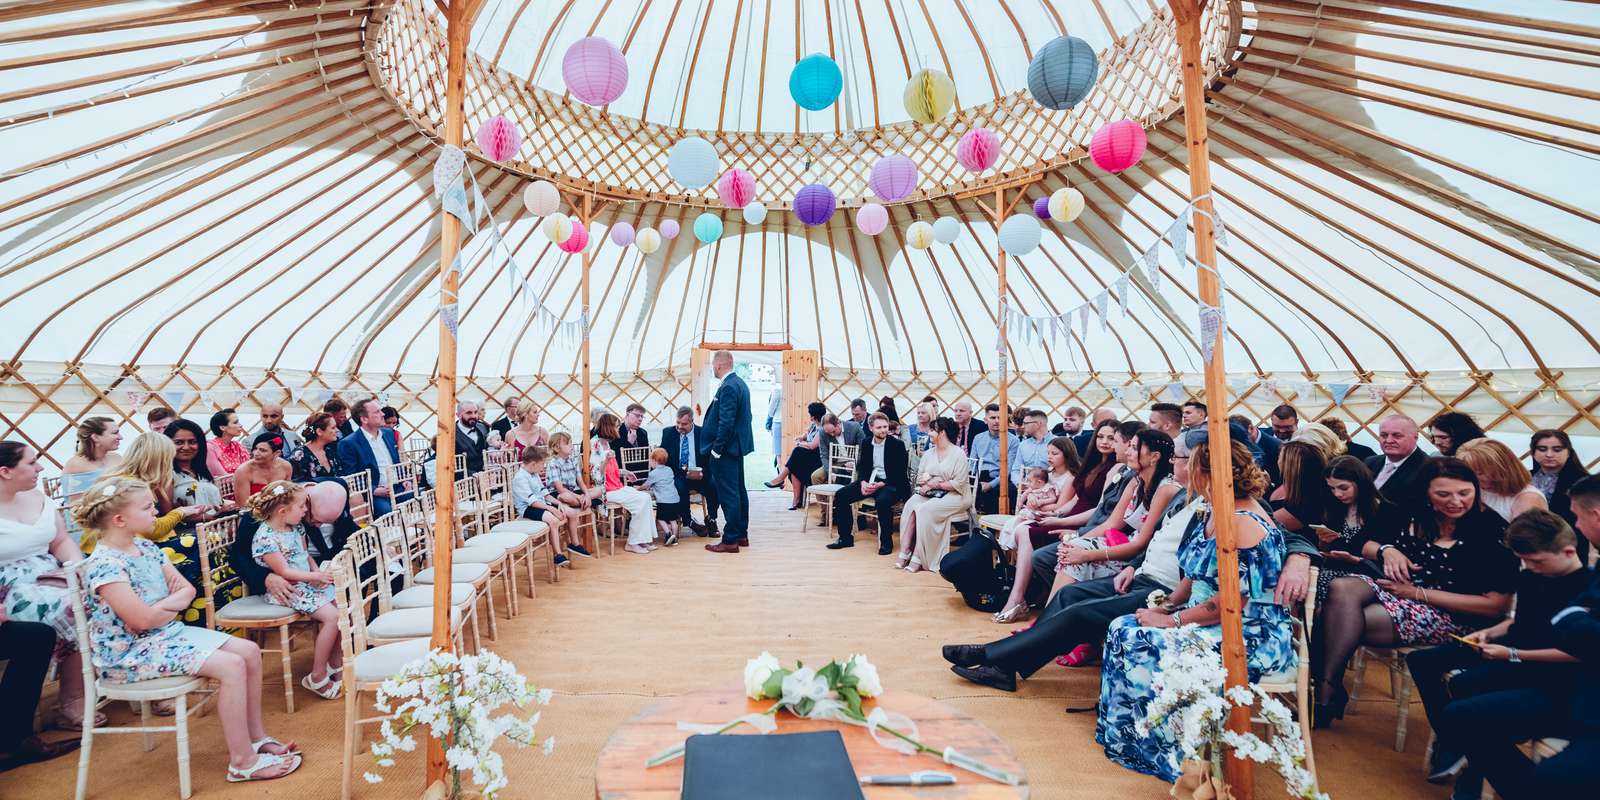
[199,390,216,407]
[1114,274,1130,316]
[996,301,1010,354]
[1167,381,1185,401]
[1110,386,1124,401]
[1095,291,1109,331]
[1263,379,1279,395]
[440,303,459,338]
[1365,384,1384,402]
[1144,245,1162,294]
[125,390,151,407]
[161,389,185,407]
[316,389,334,405]
[1078,304,1090,339]
[1167,217,1189,262]
[1198,302,1225,365]
[1328,383,1354,405]
[290,385,305,403]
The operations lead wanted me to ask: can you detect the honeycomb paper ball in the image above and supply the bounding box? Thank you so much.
[1048,187,1085,222]
[668,137,720,189]
[522,180,561,217]
[956,128,1000,173]
[1089,120,1147,173]
[792,184,836,226]
[868,154,919,202]
[475,114,521,163]
[609,222,635,247]
[742,203,768,226]
[903,68,955,124]
[932,216,961,244]
[855,203,888,236]
[905,220,934,250]
[542,214,572,244]
[659,219,680,240]
[716,168,756,209]
[998,213,1041,255]
[558,220,589,253]
[635,227,661,254]
[693,212,723,243]
[562,36,628,106]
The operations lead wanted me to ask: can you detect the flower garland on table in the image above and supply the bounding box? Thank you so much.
[365,649,555,799]
[1136,629,1325,800]
[645,653,1020,786]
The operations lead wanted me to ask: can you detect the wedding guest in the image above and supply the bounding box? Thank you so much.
[1313,456,1404,606]
[206,408,250,477]
[1179,400,1206,435]
[1319,416,1375,462]
[489,395,520,439]
[1367,414,1429,511]
[826,413,910,554]
[1529,429,1589,560]
[1146,403,1182,439]
[145,407,177,436]
[97,435,208,630]
[764,387,784,469]
[1428,411,1487,457]
[1010,409,1052,486]
[1269,441,1334,538]
[547,432,602,511]
[841,399,869,442]
[765,402,827,510]
[0,442,93,729]
[381,407,400,430]
[661,407,716,535]
[335,398,401,516]
[643,448,682,546]
[74,476,300,782]
[893,418,971,574]
[323,397,354,438]
[614,404,651,452]
[249,403,302,457]
[972,404,1020,514]
[0,620,78,771]
[990,439,1079,624]
[246,481,341,700]
[1268,404,1300,441]
[1312,457,1517,727]
[233,432,293,507]
[1291,422,1346,463]
[1457,438,1548,522]
[901,403,935,451]
[511,447,579,566]
[62,416,125,542]
[950,400,985,453]
[453,401,492,476]
[166,419,234,523]
[287,412,343,482]
[592,414,657,555]
[502,400,548,457]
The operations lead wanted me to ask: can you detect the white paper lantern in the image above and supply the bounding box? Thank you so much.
[634,227,661,254]
[742,203,768,225]
[998,214,1041,255]
[906,220,935,250]
[932,216,961,244]
[542,214,572,244]
[1048,187,1085,222]
[523,180,561,217]
[667,137,720,189]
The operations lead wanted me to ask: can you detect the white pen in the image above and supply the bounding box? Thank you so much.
[859,770,957,786]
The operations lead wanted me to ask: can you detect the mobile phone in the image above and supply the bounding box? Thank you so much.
[1449,633,1483,649]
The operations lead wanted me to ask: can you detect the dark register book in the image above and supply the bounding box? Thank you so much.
[681,731,866,800]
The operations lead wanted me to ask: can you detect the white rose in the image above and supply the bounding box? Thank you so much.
[743,652,781,700]
[847,655,884,698]
[779,667,830,706]
[1145,589,1170,609]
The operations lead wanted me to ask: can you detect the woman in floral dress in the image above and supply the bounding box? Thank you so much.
[1095,438,1296,782]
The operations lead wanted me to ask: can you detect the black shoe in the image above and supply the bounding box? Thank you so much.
[764,478,785,488]
[825,538,854,549]
[1427,748,1468,784]
[0,736,81,773]
[688,521,707,536]
[1312,684,1348,730]
[942,644,986,667]
[554,554,571,567]
[567,544,593,558]
[950,664,1016,692]
[877,543,893,556]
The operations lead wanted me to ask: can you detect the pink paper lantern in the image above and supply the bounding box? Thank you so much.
[659,219,680,240]
[715,168,756,209]
[855,203,888,236]
[562,37,629,107]
[475,114,521,163]
[609,222,635,247]
[558,221,589,253]
[956,127,999,173]
[868,154,919,202]
[1089,120,1147,173]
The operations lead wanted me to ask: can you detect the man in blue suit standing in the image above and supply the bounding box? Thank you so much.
[335,397,402,516]
[704,350,754,553]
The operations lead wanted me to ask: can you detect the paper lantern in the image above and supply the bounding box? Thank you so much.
[1090,120,1147,173]
[868,154,919,202]
[792,184,835,226]
[1033,197,1052,220]
[522,180,561,217]
[903,68,956,124]
[659,219,680,240]
[562,36,628,106]
[956,128,999,173]
[558,221,589,253]
[1027,35,1099,110]
[542,214,572,244]
[932,216,961,244]
[635,227,661,254]
[1048,187,1085,222]
[855,203,888,236]
[905,220,935,250]
[475,114,521,163]
[998,214,1041,255]
[789,53,843,111]
[742,203,768,225]
[609,222,635,247]
[715,168,756,209]
[668,137,720,189]
[693,212,723,243]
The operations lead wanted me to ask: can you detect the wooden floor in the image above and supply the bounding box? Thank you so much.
[5,491,1453,798]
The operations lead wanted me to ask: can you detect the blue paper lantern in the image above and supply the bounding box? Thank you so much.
[789,53,843,111]
[1027,35,1098,111]
[668,137,720,189]
[693,212,723,243]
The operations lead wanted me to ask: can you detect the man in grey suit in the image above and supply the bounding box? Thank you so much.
[704,351,754,553]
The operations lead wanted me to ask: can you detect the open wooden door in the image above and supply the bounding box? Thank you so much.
[778,350,818,469]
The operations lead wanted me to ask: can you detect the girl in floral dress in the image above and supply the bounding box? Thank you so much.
[76,476,300,782]
[1095,439,1296,782]
[248,480,342,699]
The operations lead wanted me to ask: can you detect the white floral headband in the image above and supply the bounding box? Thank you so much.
[101,484,117,497]
[272,484,287,496]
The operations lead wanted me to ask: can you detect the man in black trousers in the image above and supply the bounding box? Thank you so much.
[0,621,79,771]
[827,413,909,554]
[704,351,754,553]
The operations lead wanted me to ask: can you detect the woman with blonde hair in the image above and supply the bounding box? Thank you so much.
[503,399,548,456]
[1291,422,1346,462]
[60,416,123,543]
[1456,438,1547,522]
[93,433,205,565]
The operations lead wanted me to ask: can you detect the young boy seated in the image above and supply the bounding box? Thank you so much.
[546,432,603,511]
[642,448,681,546]
[1407,509,1592,787]
[512,446,588,565]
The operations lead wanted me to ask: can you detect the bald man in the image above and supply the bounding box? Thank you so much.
[1367,414,1428,512]
[229,480,357,604]
[951,400,985,453]
[251,402,304,457]
[704,350,754,553]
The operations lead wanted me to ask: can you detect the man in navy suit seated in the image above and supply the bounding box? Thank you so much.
[336,397,403,517]
[660,406,718,536]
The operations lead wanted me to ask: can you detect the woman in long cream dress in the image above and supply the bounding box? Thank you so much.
[895,418,973,573]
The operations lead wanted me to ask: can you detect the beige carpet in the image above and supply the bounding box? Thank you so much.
[6,491,1452,798]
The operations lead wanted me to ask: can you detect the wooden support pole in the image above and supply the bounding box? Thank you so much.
[1171,1,1252,796]
[580,192,594,479]
[993,185,1010,516]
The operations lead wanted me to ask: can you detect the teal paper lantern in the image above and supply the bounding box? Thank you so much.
[789,53,843,111]
[1027,35,1099,111]
[694,212,723,243]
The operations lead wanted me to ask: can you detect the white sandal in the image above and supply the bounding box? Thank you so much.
[301,672,341,700]
[253,736,300,755]
[227,752,301,782]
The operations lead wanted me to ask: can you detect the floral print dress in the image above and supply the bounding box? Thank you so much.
[84,538,231,684]
[1095,509,1296,782]
[0,497,76,658]
[251,523,334,614]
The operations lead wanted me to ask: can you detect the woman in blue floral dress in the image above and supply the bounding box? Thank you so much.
[1095,438,1296,782]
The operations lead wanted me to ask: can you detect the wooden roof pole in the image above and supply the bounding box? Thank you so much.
[1171,1,1250,796]
[580,191,594,479]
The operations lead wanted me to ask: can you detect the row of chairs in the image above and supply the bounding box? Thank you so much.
[798,442,981,535]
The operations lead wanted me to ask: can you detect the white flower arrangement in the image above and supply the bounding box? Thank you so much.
[365,648,553,799]
[1136,630,1325,800]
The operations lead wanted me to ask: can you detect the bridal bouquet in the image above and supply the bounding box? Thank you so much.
[1136,631,1325,800]
[646,652,1019,786]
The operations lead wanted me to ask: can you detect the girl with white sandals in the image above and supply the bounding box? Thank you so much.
[75,477,301,783]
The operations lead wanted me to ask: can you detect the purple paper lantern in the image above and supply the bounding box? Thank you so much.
[562,37,629,106]
[1033,197,1052,220]
[609,222,635,247]
[792,183,836,226]
[660,219,680,240]
[868,154,919,202]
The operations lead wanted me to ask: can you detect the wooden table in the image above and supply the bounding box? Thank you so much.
[595,688,1028,799]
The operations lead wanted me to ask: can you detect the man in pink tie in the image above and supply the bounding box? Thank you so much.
[1366,414,1428,512]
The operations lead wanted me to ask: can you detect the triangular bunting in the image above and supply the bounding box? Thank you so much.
[1114,274,1130,316]
[1095,291,1109,331]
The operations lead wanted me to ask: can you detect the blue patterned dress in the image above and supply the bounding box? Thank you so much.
[1095,509,1296,782]
[84,539,231,684]
[251,523,335,614]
